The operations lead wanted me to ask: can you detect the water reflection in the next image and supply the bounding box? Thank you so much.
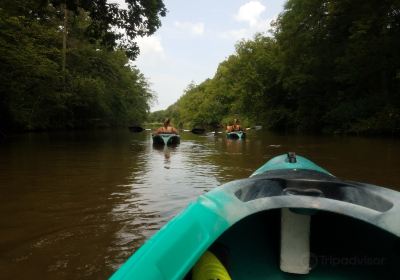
[152,144,176,166]
[0,130,399,279]
[0,130,146,279]
[108,134,221,274]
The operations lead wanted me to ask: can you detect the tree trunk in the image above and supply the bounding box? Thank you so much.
[62,2,68,76]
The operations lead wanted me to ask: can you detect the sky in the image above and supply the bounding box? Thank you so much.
[110,0,287,111]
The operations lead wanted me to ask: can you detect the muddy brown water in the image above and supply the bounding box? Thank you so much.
[0,129,399,279]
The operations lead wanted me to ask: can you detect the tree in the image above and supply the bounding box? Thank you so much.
[53,0,167,59]
[1,0,166,59]
[0,1,156,131]
[168,0,400,135]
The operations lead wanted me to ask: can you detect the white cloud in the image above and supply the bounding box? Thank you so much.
[235,1,266,27]
[135,36,164,56]
[221,1,275,41]
[221,17,275,41]
[174,21,205,35]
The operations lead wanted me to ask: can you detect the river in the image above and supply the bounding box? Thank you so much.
[0,129,399,279]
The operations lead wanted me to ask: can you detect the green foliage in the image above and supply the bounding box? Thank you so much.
[1,0,167,59]
[0,2,155,131]
[169,0,400,135]
[0,9,62,130]
[169,34,289,130]
[275,0,400,133]
[62,0,166,59]
[147,110,167,123]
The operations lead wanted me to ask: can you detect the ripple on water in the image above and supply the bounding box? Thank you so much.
[3,130,399,279]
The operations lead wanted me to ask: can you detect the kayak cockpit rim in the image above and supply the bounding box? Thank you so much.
[110,154,400,280]
[234,170,394,213]
[204,173,400,237]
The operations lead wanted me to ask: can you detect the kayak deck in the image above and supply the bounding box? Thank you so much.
[152,133,180,145]
[226,131,246,139]
[186,209,398,279]
[111,154,400,280]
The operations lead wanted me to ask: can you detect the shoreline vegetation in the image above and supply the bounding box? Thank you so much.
[0,0,166,133]
[150,0,400,136]
[1,1,399,137]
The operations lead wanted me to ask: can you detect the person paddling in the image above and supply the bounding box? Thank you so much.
[226,121,233,133]
[155,118,178,134]
[233,119,242,131]
[226,119,242,132]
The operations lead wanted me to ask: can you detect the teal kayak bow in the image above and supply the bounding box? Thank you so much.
[111,153,400,279]
[226,131,246,140]
[152,134,180,146]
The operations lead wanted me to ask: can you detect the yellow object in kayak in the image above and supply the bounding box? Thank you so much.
[192,251,231,280]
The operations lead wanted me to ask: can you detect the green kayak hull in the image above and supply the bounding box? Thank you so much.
[152,134,180,146]
[111,153,400,279]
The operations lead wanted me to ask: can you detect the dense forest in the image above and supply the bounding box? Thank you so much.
[152,0,400,135]
[0,0,166,132]
[2,0,400,135]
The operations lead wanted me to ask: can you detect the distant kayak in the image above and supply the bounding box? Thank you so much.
[226,131,246,139]
[128,126,144,132]
[111,153,400,279]
[191,128,206,134]
[152,133,180,146]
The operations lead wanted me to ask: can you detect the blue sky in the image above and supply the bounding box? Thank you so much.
[110,0,287,111]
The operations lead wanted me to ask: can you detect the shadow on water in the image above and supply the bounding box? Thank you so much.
[0,129,399,279]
